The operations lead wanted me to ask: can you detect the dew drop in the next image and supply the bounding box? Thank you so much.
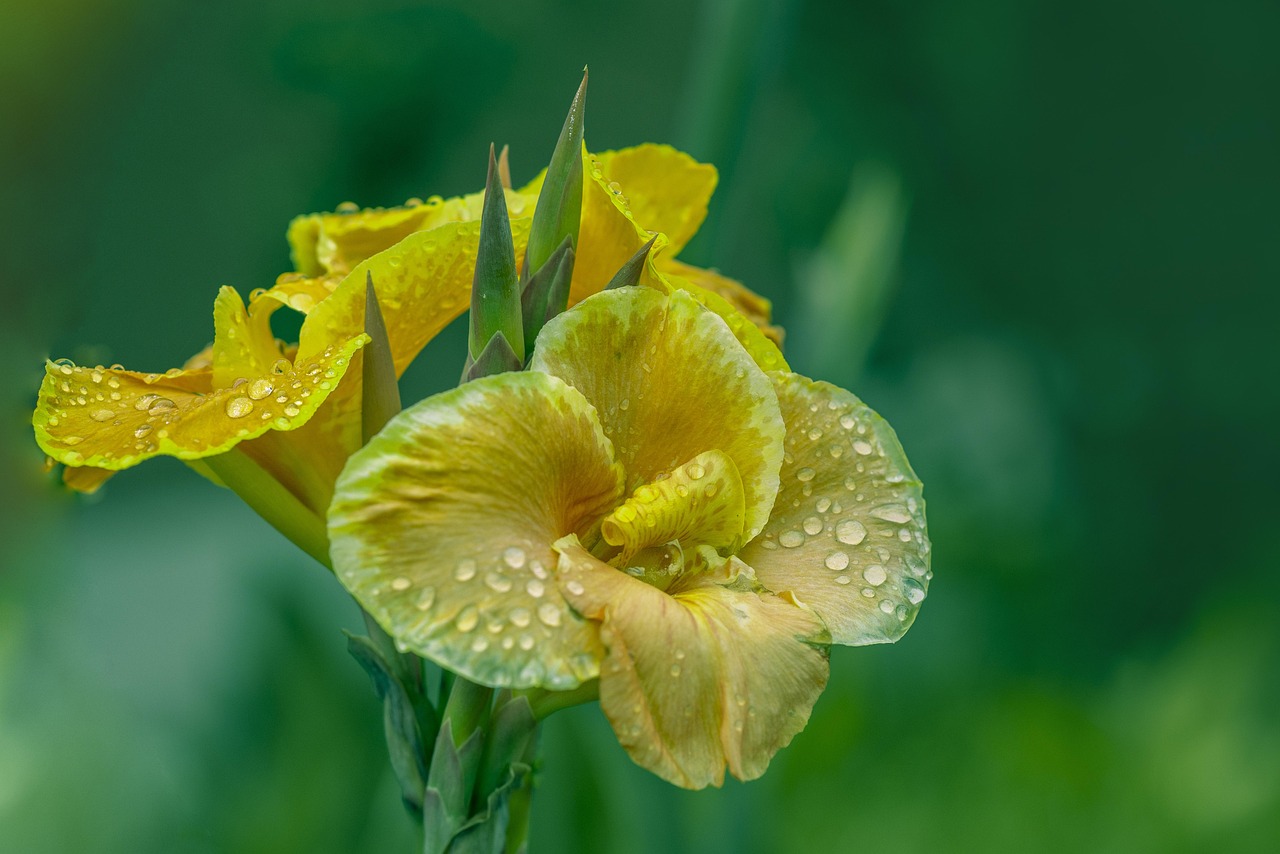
[471,638,489,653]
[873,505,913,524]
[685,462,706,480]
[903,577,926,604]
[825,551,850,571]
[248,378,274,400]
[879,599,896,615]
[853,439,874,456]
[566,580,585,596]
[816,497,832,513]
[502,547,526,569]
[134,394,159,411]
[779,530,805,548]
[526,579,545,598]
[537,603,562,627]
[834,575,851,585]
[864,565,888,586]
[454,560,477,582]
[90,409,114,422]
[670,664,682,677]
[510,607,532,628]
[519,635,536,651]
[224,397,253,418]
[455,607,479,632]
[485,571,513,593]
[844,475,857,491]
[390,576,411,591]
[416,587,436,611]
[839,414,856,430]
[796,467,816,482]
[283,404,301,417]
[803,516,823,536]
[836,519,867,545]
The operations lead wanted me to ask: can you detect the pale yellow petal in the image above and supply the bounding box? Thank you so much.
[530,288,784,540]
[328,372,625,690]
[211,286,287,389]
[556,538,829,789]
[657,258,785,348]
[738,373,931,645]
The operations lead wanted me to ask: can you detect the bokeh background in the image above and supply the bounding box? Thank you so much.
[2,1,1276,851]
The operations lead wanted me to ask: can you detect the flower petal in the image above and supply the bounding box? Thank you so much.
[737,373,931,645]
[287,188,539,277]
[600,450,746,565]
[592,145,718,256]
[657,258,785,348]
[211,286,288,388]
[556,538,829,789]
[296,217,532,377]
[652,263,789,373]
[530,288,784,541]
[328,372,625,690]
[34,336,366,471]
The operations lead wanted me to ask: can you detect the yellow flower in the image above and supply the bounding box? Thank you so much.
[34,145,777,559]
[327,287,930,788]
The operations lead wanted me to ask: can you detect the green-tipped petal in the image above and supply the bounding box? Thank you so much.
[469,146,524,362]
[361,275,401,444]
[737,373,930,645]
[520,236,575,353]
[524,71,586,279]
[328,372,626,690]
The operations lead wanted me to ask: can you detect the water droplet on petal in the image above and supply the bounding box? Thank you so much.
[90,409,114,422]
[825,551,850,570]
[510,607,532,628]
[502,547,526,569]
[779,530,805,548]
[225,397,253,418]
[485,571,513,593]
[537,603,562,627]
[455,606,479,632]
[390,576,411,591]
[803,516,823,535]
[455,560,477,582]
[248,378,274,399]
[836,519,867,545]
[903,577,926,604]
[796,467,815,482]
[416,587,436,611]
[864,565,888,586]
[566,580,585,596]
[853,439,874,455]
[526,579,545,598]
[685,462,706,480]
[873,505,913,524]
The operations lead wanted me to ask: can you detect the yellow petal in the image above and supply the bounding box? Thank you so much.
[530,288,784,541]
[34,336,367,471]
[211,286,287,389]
[652,263,789,373]
[593,144,718,256]
[556,538,829,789]
[296,217,532,376]
[61,464,114,494]
[328,372,625,690]
[737,373,931,645]
[287,188,539,277]
[657,258,785,348]
[600,450,746,566]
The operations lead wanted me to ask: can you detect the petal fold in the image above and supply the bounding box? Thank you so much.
[529,288,784,541]
[555,539,829,789]
[328,372,626,690]
[737,373,931,645]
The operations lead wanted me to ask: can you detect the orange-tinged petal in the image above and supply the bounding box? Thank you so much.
[530,288,784,541]
[34,336,367,471]
[328,372,625,690]
[600,450,746,565]
[593,144,717,256]
[737,373,931,645]
[61,464,114,494]
[296,217,532,376]
[556,538,829,789]
[657,258,784,348]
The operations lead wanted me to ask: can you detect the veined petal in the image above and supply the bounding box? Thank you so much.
[738,373,931,645]
[592,144,717,256]
[287,188,539,277]
[555,538,829,789]
[657,258,785,348]
[34,336,366,470]
[530,288,784,541]
[296,217,533,376]
[328,372,625,690]
[600,450,746,565]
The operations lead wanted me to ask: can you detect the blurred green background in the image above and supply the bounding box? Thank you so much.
[2,0,1276,851]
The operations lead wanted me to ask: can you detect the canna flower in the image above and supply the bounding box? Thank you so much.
[33,144,776,554]
[327,287,930,788]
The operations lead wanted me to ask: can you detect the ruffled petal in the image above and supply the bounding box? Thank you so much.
[328,372,625,690]
[600,450,746,565]
[34,335,366,471]
[555,538,829,789]
[737,373,931,645]
[530,288,784,541]
[592,144,717,256]
[211,286,288,388]
[657,258,784,348]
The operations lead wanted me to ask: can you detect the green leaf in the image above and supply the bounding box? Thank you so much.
[523,70,586,281]
[461,331,522,384]
[423,719,488,854]
[603,235,657,290]
[361,273,402,445]
[469,145,523,362]
[519,236,574,355]
[475,696,537,802]
[346,632,428,812]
